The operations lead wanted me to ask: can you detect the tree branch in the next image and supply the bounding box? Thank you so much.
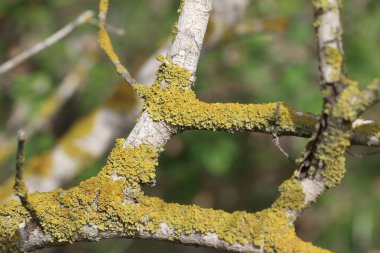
[0,10,94,76]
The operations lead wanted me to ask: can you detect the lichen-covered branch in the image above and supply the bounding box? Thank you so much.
[312,0,344,84]
[0,84,139,201]
[124,0,214,148]
[278,0,354,221]
[0,139,330,253]
[2,0,379,252]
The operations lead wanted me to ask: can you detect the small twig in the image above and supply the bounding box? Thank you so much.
[346,148,380,159]
[98,0,138,85]
[14,130,45,230]
[274,101,281,122]
[272,136,297,166]
[89,18,125,36]
[271,102,297,165]
[0,10,94,75]
[14,130,28,202]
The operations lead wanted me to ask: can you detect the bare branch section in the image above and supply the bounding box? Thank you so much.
[125,0,213,148]
[0,10,94,76]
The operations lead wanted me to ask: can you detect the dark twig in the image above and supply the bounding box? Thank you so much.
[14,129,28,203]
[14,130,45,230]
[0,10,94,76]
[272,136,297,166]
[346,148,380,159]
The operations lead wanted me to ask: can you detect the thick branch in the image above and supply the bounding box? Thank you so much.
[125,0,214,148]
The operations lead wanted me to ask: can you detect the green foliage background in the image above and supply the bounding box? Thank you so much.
[0,0,380,252]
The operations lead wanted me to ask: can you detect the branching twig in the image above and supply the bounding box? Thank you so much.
[346,148,380,159]
[0,10,94,75]
[272,136,297,166]
[98,1,137,85]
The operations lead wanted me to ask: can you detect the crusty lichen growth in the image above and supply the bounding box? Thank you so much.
[312,0,339,12]
[0,200,29,252]
[314,124,350,188]
[324,47,343,82]
[0,139,331,252]
[133,55,317,136]
[177,0,185,15]
[13,139,160,243]
[272,178,306,213]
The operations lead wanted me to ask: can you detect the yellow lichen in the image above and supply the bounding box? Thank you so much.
[332,79,362,121]
[177,0,185,15]
[98,22,123,68]
[325,47,342,68]
[0,200,29,251]
[312,0,338,12]
[0,138,330,252]
[99,139,159,189]
[324,47,343,81]
[6,139,160,243]
[99,0,108,14]
[315,124,350,188]
[272,178,306,213]
[133,55,317,137]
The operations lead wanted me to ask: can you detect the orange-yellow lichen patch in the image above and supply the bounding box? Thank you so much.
[324,47,343,81]
[99,0,108,14]
[99,139,159,188]
[126,196,330,252]
[134,56,317,137]
[332,80,362,121]
[272,178,306,213]
[11,139,160,243]
[0,200,29,251]
[325,47,342,68]
[312,0,339,12]
[98,22,124,72]
[0,139,330,252]
[98,0,130,79]
[315,126,350,188]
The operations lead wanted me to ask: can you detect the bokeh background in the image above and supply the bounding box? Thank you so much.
[1,0,380,252]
